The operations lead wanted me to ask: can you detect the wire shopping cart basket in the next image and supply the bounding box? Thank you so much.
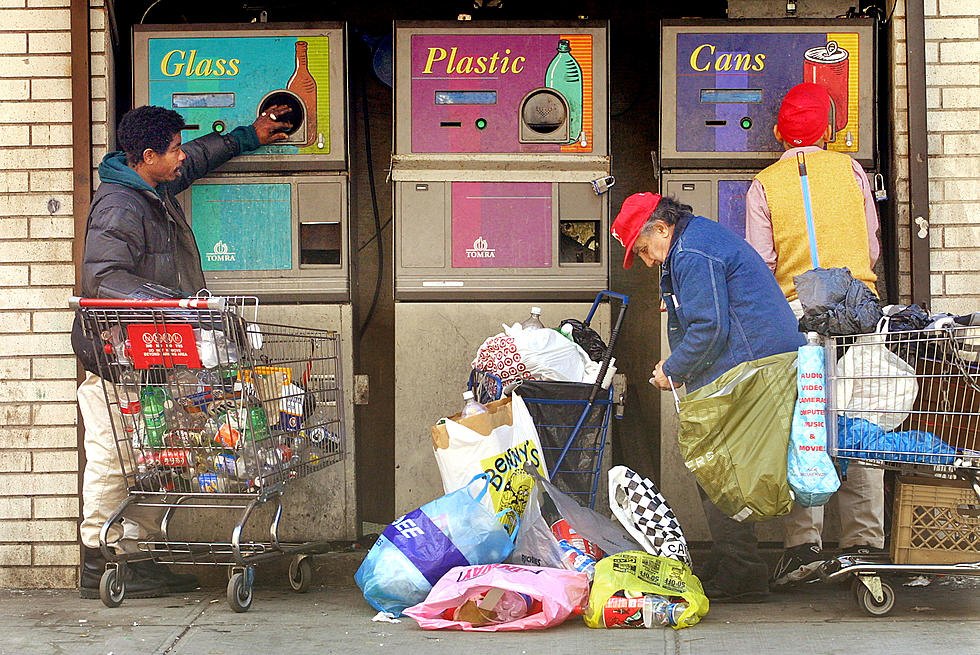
[814,320,980,616]
[71,296,346,611]
[469,291,628,508]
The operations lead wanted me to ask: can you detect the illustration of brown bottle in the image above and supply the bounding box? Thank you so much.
[287,41,317,147]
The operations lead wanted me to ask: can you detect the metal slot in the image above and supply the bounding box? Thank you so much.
[704,120,727,127]
[439,121,462,128]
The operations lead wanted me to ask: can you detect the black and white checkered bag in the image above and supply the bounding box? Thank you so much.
[609,465,691,566]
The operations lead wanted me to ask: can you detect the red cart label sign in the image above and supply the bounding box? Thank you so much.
[126,323,201,369]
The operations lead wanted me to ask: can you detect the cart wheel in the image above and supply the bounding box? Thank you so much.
[854,579,895,617]
[288,556,312,593]
[100,568,125,608]
[227,572,253,613]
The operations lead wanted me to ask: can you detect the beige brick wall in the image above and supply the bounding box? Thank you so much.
[0,0,108,589]
[892,0,980,312]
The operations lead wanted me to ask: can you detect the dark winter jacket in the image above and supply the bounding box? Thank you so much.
[71,127,260,374]
[660,214,805,391]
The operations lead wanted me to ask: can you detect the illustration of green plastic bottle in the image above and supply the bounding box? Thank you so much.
[544,39,584,146]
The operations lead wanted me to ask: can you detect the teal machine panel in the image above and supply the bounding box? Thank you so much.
[134,24,350,300]
[134,24,348,171]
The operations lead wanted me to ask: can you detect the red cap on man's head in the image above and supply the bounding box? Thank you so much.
[777,83,832,147]
[611,192,661,269]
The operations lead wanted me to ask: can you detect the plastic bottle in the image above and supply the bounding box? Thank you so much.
[117,370,144,448]
[140,386,168,447]
[460,390,489,418]
[557,539,596,581]
[544,39,584,145]
[520,306,545,330]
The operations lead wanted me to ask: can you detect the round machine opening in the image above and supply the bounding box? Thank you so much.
[257,90,304,136]
[521,88,568,134]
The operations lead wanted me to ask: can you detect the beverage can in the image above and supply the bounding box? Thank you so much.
[803,41,850,133]
[198,472,226,493]
[159,448,191,467]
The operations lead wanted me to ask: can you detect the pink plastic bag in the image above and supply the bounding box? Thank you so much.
[403,563,589,631]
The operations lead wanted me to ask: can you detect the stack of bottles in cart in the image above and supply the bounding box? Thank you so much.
[114,364,341,494]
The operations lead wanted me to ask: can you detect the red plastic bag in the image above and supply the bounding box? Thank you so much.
[403,563,588,631]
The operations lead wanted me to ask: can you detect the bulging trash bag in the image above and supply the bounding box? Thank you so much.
[677,352,797,522]
[836,333,918,432]
[355,474,519,616]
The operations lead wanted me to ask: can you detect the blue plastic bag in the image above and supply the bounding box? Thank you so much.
[837,415,959,466]
[787,340,840,507]
[355,473,519,615]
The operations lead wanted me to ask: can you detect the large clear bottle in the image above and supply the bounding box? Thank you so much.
[287,40,317,147]
[544,39,584,146]
[460,390,489,418]
[521,306,545,330]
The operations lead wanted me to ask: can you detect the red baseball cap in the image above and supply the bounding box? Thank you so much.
[777,83,832,147]
[611,192,661,269]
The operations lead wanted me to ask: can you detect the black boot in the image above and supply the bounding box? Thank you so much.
[79,546,167,599]
[130,559,200,593]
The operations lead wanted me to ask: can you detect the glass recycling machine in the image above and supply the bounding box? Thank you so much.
[657,19,878,540]
[391,21,613,513]
[133,23,356,540]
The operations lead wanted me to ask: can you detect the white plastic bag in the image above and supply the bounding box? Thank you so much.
[503,324,593,383]
[836,332,918,432]
[434,395,549,518]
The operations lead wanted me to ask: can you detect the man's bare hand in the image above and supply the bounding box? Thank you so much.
[649,359,679,390]
[254,104,294,145]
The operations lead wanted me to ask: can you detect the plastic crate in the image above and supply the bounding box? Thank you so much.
[891,476,980,565]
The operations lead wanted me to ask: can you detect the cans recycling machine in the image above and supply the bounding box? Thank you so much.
[656,19,879,539]
[390,21,614,513]
[133,23,357,540]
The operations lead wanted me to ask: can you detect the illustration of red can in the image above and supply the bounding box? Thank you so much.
[803,41,849,132]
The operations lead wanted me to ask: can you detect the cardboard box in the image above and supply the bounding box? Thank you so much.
[431,396,513,450]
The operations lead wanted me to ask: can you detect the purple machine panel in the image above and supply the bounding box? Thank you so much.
[675,31,859,153]
[718,180,751,238]
[410,33,595,154]
[451,182,552,268]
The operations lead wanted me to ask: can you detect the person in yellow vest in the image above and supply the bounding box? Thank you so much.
[745,82,885,588]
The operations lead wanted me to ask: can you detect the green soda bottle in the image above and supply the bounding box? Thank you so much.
[141,386,168,447]
[544,39,584,146]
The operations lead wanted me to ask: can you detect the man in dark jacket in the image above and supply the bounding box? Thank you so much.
[74,104,292,599]
[612,193,803,602]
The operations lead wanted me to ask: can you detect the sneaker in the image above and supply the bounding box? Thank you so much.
[79,547,167,599]
[770,543,825,588]
[840,544,889,560]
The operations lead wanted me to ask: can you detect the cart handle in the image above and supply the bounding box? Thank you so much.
[69,296,226,311]
[584,290,629,326]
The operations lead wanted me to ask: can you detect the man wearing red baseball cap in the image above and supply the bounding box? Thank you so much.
[745,82,885,587]
[612,192,802,602]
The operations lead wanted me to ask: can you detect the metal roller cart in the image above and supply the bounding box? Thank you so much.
[71,296,347,612]
[817,317,980,616]
[470,291,628,508]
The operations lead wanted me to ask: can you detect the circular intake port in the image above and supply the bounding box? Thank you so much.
[257,90,304,136]
[521,88,567,134]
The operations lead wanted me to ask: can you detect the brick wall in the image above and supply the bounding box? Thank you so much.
[891,0,980,312]
[0,0,108,588]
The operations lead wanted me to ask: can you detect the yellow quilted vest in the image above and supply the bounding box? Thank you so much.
[755,150,876,302]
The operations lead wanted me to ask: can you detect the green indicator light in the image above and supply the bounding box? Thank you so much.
[739,117,752,130]
[475,118,487,130]
[212,120,226,133]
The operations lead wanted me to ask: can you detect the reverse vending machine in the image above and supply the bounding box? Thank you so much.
[657,19,878,539]
[133,23,356,539]
[391,21,612,512]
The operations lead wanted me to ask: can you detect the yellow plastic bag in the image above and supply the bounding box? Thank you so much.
[584,551,708,630]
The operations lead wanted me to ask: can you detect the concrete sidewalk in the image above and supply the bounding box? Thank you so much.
[2,565,978,655]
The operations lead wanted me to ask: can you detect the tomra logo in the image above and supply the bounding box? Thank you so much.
[206,240,236,262]
[466,236,496,259]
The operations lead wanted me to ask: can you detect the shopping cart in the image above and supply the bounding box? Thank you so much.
[71,296,346,612]
[816,319,980,616]
[469,290,628,508]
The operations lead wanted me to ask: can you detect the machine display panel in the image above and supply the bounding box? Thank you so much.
[660,20,876,168]
[435,90,497,105]
[172,92,236,108]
